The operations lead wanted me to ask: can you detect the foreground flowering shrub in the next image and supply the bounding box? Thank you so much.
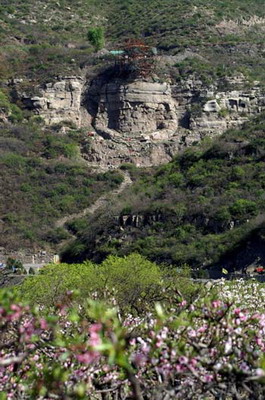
[0,287,265,399]
[218,278,265,313]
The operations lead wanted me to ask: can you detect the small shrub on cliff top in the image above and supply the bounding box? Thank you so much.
[87,27,105,51]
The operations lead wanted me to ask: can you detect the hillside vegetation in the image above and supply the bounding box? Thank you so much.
[0,0,265,83]
[17,253,195,309]
[0,122,123,250]
[62,114,265,273]
[1,0,265,256]
[109,0,265,84]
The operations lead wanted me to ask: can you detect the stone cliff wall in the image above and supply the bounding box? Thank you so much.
[21,76,89,127]
[16,71,265,169]
[174,75,265,144]
[94,81,178,136]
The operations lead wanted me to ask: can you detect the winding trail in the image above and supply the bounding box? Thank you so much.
[55,171,132,228]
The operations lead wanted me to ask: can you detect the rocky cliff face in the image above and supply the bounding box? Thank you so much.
[175,75,265,144]
[17,70,265,169]
[21,76,90,127]
[82,79,180,168]
[83,134,179,169]
[94,81,178,136]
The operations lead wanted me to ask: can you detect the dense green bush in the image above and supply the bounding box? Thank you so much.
[87,27,105,51]
[17,254,196,311]
[0,90,11,112]
[229,199,258,220]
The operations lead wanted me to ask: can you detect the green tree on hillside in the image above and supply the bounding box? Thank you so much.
[87,27,105,51]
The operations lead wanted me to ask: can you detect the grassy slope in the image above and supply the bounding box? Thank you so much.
[0,0,265,83]
[0,0,106,82]
[0,123,123,250]
[109,0,265,44]
[110,0,265,84]
[62,114,265,271]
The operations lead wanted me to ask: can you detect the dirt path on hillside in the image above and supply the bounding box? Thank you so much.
[55,171,132,228]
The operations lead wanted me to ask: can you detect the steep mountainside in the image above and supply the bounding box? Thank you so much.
[0,0,265,259]
[62,115,265,275]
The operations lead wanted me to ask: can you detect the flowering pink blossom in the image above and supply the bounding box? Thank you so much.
[89,332,101,347]
[212,300,221,308]
[89,323,102,333]
[40,318,48,330]
[180,300,187,307]
[76,351,99,364]
[133,353,147,367]
[178,356,188,364]
[203,374,214,383]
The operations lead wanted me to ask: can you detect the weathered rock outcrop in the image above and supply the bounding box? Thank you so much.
[94,81,178,137]
[16,69,265,169]
[0,111,8,123]
[175,75,265,143]
[83,134,179,168]
[21,76,89,126]
[82,80,181,168]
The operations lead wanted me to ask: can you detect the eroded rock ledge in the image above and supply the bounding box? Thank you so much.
[15,72,265,169]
